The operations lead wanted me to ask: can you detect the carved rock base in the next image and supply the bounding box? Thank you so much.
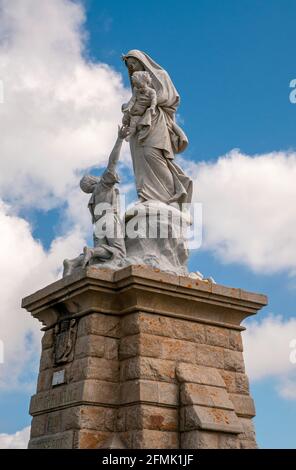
[124,201,191,276]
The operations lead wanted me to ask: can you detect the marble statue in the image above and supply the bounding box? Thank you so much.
[63,50,195,278]
[63,126,128,277]
[122,71,157,141]
[122,50,193,206]
[119,50,194,275]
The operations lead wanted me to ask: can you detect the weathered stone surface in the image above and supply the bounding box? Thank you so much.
[23,264,267,330]
[176,363,225,388]
[181,405,242,434]
[32,406,116,437]
[119,334,162,360]
[134,430,178,449]
[196,344,224,369]
[219,370,236,393]
[236,373,249,394]
[120,380,158,404]
[229,330,243,352]
[30,415,47,438]
[75,335,105,358]
[30,380,119,415]
[101,434,127,449]
[119,430,178,449]
[120,356,175,382]
[181,430,219,449]
[121,313,206,344]
[118,405,177,431]
[120,313,139,337]
[220,370,249,395]
[104,338,119,360]
[229,394,256,418]
[239,417,256,437]
[179,276,212,292]
[211,284,241,299]
[160,337,196,362]
[39,348,53,371]
[78,314,120,338]
[37,369,53,392]
[180,383,234,410]
[28,430,74,449]
[224,349,245,373]
[158,381,178,406]
[46,410,63,433]
[141,406,177,431]
[75,335,118,360]
[218,433,240,449]
[120,380,178,406]
[70,357,119,383]
[30,384,82,415]
[75,430,113,449]
[205,326,230,349]
[41,329,54,350]
[164,317,206,344]
[78,406,116,431]
[82,380,119,405]
[240,439,257,449]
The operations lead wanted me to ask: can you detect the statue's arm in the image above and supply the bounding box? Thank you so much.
[151,88,157,109]
[148,88,157,115]
[107,137,123,173]
[107,126,129,173]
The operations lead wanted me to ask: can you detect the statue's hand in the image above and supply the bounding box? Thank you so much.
[118,125,130,140]
[149,106,156,116]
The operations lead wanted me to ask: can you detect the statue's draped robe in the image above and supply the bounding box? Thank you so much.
[124,50,193,205]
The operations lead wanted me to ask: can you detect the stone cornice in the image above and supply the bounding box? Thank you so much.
[22,265,268,330]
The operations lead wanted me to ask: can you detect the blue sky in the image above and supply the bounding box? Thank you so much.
[85,0,296,156]
[0,0,296,449]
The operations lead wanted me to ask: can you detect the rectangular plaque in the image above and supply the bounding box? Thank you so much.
[52,369,65,387]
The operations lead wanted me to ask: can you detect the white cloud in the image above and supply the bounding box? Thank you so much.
[0,426,30,449]
[190,150,296,274]
[0,0,130,395]
[243,315,296,399]
[278,378,296,400]
[243,315,296,380]
[0,201,86,391]
[0,0,129,211]
[183,149,296,397]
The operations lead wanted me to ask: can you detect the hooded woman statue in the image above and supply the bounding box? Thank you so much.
[122,50,193,206]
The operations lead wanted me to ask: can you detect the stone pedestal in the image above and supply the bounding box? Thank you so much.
[22,265,267,449]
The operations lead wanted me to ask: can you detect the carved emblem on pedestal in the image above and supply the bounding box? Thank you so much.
[53,318,77,365]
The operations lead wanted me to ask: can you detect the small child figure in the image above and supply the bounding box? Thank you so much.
[122,71,157,141]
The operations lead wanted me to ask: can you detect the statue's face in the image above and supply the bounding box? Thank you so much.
[125,57,144,74]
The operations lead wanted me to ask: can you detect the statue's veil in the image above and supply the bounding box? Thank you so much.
[123,50,180,118]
